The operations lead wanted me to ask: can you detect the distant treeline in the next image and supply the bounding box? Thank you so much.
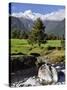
[11,28,65,40]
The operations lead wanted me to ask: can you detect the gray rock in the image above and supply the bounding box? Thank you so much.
[38,64,58,85]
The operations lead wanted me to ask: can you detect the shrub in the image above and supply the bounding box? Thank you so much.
[41,40,47,44]
[28,47,32,51]
[40,46,44,49]
[56,47,62,50]
[47,46,56,50]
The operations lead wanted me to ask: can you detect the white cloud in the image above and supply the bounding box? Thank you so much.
[12,12,24,17]
[11,9,65,21]
[44,9,65,21]
[23,10,32,15]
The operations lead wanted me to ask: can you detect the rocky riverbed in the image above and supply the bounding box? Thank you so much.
[10,62,65,87]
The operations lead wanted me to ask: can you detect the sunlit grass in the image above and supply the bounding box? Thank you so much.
[11,39,62,54]
[10,39,65,63]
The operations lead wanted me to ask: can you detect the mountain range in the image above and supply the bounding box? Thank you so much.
[10,9,65,37]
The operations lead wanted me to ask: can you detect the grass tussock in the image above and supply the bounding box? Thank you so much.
[43,50,65,63]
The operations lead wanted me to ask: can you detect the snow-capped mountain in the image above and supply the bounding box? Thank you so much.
[12,9,65,21]
[10,9,65,37]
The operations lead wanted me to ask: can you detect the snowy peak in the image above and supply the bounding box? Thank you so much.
[12,9,65,21]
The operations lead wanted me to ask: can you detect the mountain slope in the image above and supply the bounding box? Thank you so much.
[10,9,65,37]
[45,19,65,36]
[9,16,34,32]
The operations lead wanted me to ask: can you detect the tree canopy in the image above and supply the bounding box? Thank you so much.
[28,18,46,46]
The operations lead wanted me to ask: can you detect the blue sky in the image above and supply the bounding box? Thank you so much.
[9,3,65,14]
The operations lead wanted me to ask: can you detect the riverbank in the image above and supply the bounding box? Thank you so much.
[10,62,65,87]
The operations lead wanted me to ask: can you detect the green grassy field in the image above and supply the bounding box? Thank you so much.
[11,39,62,54]
[10,39,65,63]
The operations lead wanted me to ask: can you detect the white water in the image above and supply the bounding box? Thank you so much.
[11,63,65,87]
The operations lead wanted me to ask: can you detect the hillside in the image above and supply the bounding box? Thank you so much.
[45,19,65,36]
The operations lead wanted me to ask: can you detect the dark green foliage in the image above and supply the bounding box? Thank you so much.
[41,40,47,44]
[21,31,28,39]
[47,46,56,50]
[11,28,21,38]
[28,18,46,46]
[47,34,59,40]
[11,28,28,39]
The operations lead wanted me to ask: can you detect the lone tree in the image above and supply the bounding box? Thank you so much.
[29,18,46,46]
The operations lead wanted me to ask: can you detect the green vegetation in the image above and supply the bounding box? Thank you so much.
[28,18,46,46]
[10,18,65,64]
[10,39,65,63]
[11,39,63,53]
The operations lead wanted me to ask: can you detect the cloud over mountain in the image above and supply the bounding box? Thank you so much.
[12,9,65,21]
[44,9,65,21]
[10,8,65,37]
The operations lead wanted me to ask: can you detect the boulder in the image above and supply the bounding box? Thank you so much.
[38,64,58,85]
